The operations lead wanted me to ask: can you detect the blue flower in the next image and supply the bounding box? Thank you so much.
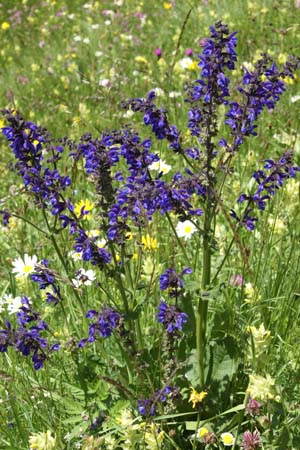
[159,267,192,297]
[157,301,188,333]
[79,306,121,347]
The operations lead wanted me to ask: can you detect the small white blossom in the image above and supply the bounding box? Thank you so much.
[5,295,23,314]
[169,91,181,98]
[72,269,96,287]
[148,159,171,174]
[175,220,197,240]
[12,254,38,278]
[99,78,111,87]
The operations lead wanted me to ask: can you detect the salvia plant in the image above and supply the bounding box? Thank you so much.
[1,21,300,449]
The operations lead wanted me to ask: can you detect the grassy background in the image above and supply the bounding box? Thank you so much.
[1,0,300,449]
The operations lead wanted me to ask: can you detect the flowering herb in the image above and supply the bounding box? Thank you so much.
[137,385,179,416]
[0,297,59,369]
[240,430,262,450]
[232,151,300,230]
[157,301,188,333]
[78,306,121,347]
[159,267,192,297]
[31,260,63,305]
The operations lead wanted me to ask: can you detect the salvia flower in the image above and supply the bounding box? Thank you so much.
[137,385,179,416]
[78,306,121,347]
[121,91,181,152]
[1,110,71,217]
[157,301,188,333]
[240,430,261,450]
[0,210,11,226]
[232,151,300,230]
[0,298,59,369]
[74,228,112,266]
[159,267,192,297]
[223,55,299,152]
[185,21,237,138]
[31,260,63,305]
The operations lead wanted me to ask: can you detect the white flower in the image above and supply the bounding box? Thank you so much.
[95,238,106,248]
[68,250,82,261]
[95,50,103,57]
[4,294,23,314]
[82,37,90,44]
[221,432,235,446]
[91,23,100,29]
[169,91,181,98]
[73,35,82,42]
[99,78,111,87]
[72,268,96,287]
[123,109,134,119]
[178,57,193,70]
[175,220,197,240]
[148,159,171,174]
[152,87,165,97]
[12,254,38,278]
[291,94,300,103]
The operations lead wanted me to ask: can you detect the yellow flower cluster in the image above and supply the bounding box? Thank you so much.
[189,388,207,408]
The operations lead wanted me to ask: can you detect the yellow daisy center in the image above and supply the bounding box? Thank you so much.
[23,265,33,273]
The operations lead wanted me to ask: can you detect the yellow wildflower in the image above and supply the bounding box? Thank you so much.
[197,427,209,439]
[163,2,172,9]
[247,373,276,400]
[135,56,149,64]
[188,60,199,71]
[29,430,55,450]
[189,388,207,408]
[141,234,158,250]
[74,199,94,219]
[1,22,10,30]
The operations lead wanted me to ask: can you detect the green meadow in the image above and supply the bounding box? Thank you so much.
[1,1,300,449]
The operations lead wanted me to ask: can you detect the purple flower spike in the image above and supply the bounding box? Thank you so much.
[157,301,188,334]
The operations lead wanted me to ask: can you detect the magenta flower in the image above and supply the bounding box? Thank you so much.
[240,430,261,450]
[185,48,193,56]
[229,274,244,286]
[154,47,162,57]
[246,398,261,416]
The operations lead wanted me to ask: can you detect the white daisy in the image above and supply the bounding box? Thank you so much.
[175,220,197,240]
[221,432,235,446]
[148,159,171,174]
[68,250,82,261]
[12,254,38,278]
[5,295,24,314]
[72,268,96,287]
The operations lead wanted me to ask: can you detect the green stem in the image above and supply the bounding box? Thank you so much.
[42,210,86,315]
[108,243,129,315]
[211,236,235,285]
[196,211,211,386]
[10,212,48,235]
[165,212,192,265]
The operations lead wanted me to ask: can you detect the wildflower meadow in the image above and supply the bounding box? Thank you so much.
[1,1,300,449]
